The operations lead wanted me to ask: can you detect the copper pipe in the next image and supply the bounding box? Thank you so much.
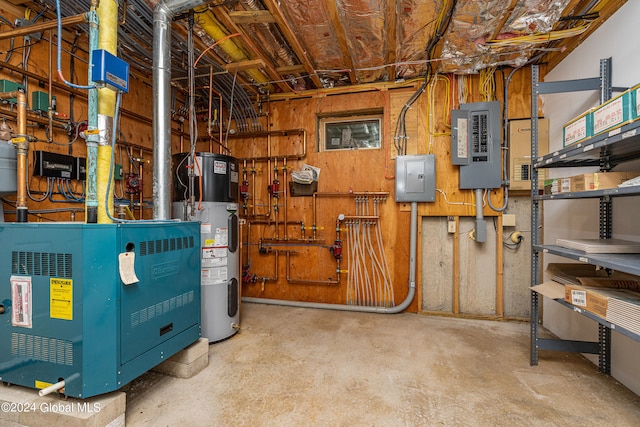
[179,122,184,152]
[266,135,272,218]
[232,129,307,161]
[283,157,288,239]
[273,157,278,238]
[138,149,143,219]
[0,91,29,221]
[251,159,257,217]
[48,29,53,143]
[0,14,88,40]
[285,251,339,285]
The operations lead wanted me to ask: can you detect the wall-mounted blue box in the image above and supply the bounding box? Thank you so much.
[91,49,129,93]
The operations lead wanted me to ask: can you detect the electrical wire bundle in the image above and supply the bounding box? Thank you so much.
[393,0,458,156]
[485,24,590,47]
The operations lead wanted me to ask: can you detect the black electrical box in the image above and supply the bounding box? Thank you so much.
[33,151,75,179]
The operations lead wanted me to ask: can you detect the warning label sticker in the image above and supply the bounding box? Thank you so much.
[50,278,73,320]
[11,276,32,328]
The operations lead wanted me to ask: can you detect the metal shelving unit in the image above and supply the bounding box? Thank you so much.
[528,58,639,374]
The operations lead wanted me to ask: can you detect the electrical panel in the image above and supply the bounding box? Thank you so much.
[395,154,436,202]
[451,101,501,189]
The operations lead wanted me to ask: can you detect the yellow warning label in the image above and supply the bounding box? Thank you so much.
[11,137,26,143]
[84,129,99,135]
[50,278,73,320]
[35,380,53,390]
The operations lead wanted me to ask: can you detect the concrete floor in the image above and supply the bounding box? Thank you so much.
[124,303,640,426]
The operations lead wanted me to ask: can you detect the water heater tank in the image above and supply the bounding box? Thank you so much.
[172,152,239,203]
[172,152,241,343]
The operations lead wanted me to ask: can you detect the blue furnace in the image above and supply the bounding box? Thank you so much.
[0,221,201,398]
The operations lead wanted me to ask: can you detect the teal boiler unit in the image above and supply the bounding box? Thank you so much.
[0,221,201,398]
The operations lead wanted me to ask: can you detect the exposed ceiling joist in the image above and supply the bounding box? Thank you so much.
[261,0,323,89]
[206,5,292,93]
[228,10,276,24]
[325,0,357,85]
[386,0,397,82]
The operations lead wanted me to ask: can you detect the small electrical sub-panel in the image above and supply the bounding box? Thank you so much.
[395,154,436,203]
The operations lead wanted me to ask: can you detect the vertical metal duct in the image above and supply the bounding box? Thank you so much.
[153,0,207,220]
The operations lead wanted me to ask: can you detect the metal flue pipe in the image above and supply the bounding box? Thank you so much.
[153,0,208,220]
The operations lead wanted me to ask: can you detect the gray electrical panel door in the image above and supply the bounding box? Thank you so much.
[395,154,436,202]
[451,101,502,189]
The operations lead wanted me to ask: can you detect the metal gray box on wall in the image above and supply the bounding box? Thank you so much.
[395,154,436,202]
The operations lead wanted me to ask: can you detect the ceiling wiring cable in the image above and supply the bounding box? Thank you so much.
[55,0,95,90]
[394,0,458,156]
[485,24,590,47]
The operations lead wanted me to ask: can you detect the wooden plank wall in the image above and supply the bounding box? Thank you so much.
[230,70,534,312]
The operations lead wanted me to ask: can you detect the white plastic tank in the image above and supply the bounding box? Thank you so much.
[0,140,16,222]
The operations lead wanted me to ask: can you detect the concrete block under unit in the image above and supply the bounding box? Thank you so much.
[0,382,125,427]
[152,337,209,379]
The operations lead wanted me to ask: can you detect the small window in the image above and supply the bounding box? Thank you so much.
[319,115,382,151]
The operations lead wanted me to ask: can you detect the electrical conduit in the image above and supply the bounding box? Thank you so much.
[243,202,418,314]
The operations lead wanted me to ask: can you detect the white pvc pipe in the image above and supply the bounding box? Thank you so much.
[38,380,65,397]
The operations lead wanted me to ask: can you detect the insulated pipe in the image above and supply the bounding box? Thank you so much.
[192,6,272,89]
[153,0,209,219]
[96,0,119,223]
[243,202,418,314]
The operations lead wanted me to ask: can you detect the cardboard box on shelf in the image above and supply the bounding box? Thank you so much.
[563,110,593,147]
[565,284,640,319]
[569,171,640,192]
[543,177,570,194]
[565,284,610,317]
[509,118,548,191]
[631,83,640,120]
[592,90,633,136]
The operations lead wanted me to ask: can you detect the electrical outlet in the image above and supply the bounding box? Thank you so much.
[447,219,456,233]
